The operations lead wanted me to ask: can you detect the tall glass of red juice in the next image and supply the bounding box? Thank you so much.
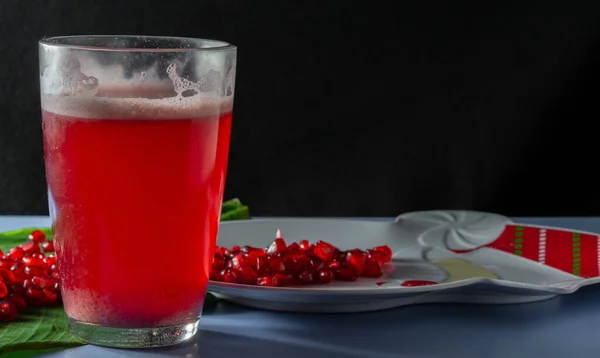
[38,36,236,348]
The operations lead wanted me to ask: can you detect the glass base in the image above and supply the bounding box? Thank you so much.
[67,317,199,348]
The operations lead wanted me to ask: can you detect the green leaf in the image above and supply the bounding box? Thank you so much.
[0,306,85,356]
[0,199,249,356]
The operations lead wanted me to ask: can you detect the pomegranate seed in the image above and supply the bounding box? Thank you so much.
[0,259,15,269]
[6,294,26,311]
[210,268,223,281]
[44,255,57,267]
[0,268,16,284]
[22,256,46,269]
[316,267,334,283]
[367,249,385,265]
[222,248,231,258]
[7,247,24,260]
[231,245,241,252]
[257,276,279,287]
[327,260,340,271]
[306,257,323,273]
[21,240,41,255]
[54,282,60,292]
[10,285,24,296]
[274,273,294,287]
[266,238,287,255]
[267,255,286,273]
[42,241,55,253]
[255,256,270,276]
[299,240,311,250]
[221,269,239,283]
[276,229,283,239]
[24,266,46,278]
[43,289,58,304]
[401,280,437,287]
[228,252,250,270]
[282,252,307,273]
[51,271,60,280]
[345,249,367,273]
[298,270,313,284]
[238,266,258,285]
[25,287,45,305]
[0,249,3,257]
[212,253,225,271]
[32,276,55,289]
[287,242,301,253]
[23,278,32,289]
[361,261,383,278]
[374,245,393,262]
[336,267,359,281]
[313,241,336,261]
[0,300,18,321]
[0,282,7,298]
[29,230,46,243]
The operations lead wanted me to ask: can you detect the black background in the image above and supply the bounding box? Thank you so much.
[1,1,600,217]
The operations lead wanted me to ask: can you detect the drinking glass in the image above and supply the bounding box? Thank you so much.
[39,35,236,348]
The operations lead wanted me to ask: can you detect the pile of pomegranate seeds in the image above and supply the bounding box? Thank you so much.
[0,230,60,322]
[210,230,393,287]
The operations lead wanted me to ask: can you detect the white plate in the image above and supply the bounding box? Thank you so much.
[208,211,600,313]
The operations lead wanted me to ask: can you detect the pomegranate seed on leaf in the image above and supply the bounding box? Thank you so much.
[42,241,55,253]
[7,247,24,260]
[0,268,16,285]
[43,289,59,304]
[29,230,46,243]
[6,294,26,311]
[0,300,18,321]
[22,256,47,269]
[0,259,15,269]
[0,282,7,298]
[21,240,41,255]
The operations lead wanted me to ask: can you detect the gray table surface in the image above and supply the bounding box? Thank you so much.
[3,215,600,358]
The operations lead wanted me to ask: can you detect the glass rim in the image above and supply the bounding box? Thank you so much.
[39,35,236,53]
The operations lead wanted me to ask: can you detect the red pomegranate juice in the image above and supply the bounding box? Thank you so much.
[42,96,232,327]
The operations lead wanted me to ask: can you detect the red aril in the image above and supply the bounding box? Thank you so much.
[266,238,287,255]
[22,256,47,269]
[43,289,59,304]
[267,255,286,273]
[221,269,239,283]
[367,249,385,265]
[336,267,359,281]
[313,241,336,262]
[43,255,57,267]
[0,259,15,269]
[344,249,367,273]
[228,252,250,270]
[0,282,7,298]
[7,247,24,260]
[374,245,393,262]
[0,268,16,284]
[24,266,46,278]
[316,267,334,283]
[21,240,41,255]
[299,240,310,250]
[274,273,294,286]
[298,270,313,284]
[42,241,55,253]
[29,230,46,243]
[238,266,258,285]
[361,261,383,278]
[401,280,437,287]
[212,253,225,271]
[0,300,18,321]
[6,294,26,311]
